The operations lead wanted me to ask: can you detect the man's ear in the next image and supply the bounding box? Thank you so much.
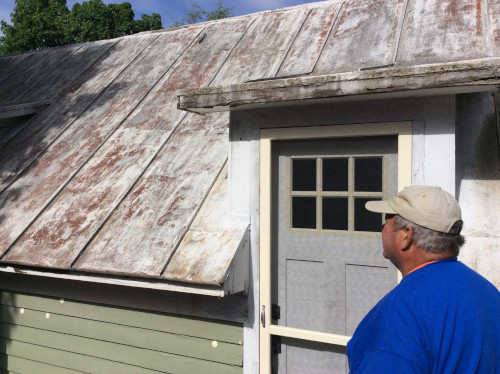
[399,225,414,251]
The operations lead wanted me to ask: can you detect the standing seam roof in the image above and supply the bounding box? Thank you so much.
[0,0,498,286]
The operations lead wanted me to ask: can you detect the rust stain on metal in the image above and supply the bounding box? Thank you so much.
[315,0,406,74]
[487,0,500,52]
[73,112,229,277]
[163,165,248,285]
[397,0,489,65]
[0,27,202,261]
[0,34,156,192]
[211,8,308,85]
[278,2,342,77]
[158,18,253,92]
[475,0,483,37]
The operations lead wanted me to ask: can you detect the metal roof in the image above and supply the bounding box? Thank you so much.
[0,0,498,293]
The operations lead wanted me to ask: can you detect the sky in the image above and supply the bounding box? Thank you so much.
[0,0,324,33]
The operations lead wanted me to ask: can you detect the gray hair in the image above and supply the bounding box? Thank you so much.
[393,215,465,257]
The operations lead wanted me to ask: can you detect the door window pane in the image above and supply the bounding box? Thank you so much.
[292,197,316,229]
[354,158,382,192]
[293,159,316,191]
[323,158,348,191]
[354,198,381,232]
[322,198,348,230]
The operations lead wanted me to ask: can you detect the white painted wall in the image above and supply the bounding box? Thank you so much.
[231,95,459,373]
[456,92,500,288]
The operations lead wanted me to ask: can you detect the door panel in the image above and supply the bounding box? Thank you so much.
[283,338,347,374]
[271,136,399,373]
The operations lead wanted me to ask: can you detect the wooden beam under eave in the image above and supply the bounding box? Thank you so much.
[177,57,500,113]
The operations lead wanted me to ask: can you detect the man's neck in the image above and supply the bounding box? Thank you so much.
[400,246,454,277]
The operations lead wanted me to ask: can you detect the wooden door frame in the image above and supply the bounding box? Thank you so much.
[259,122,413,373]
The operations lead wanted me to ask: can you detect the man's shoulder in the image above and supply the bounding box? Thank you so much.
[405,259,493,286]
[420,260,499,292]
[399,259,500,312]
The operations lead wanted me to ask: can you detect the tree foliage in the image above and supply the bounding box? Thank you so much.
[1,0,70,54]
[172,2,234,27]
[0,0,163,55]
[133,13,162,33]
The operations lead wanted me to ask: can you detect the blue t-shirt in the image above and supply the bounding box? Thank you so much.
[347,259,500,373]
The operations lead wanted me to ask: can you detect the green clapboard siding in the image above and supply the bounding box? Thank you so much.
[0,290,243,374]
[0,353,85,374]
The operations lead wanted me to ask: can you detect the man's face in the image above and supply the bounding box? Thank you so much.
[381,214,398,263]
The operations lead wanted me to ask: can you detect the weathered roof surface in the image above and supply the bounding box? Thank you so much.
[0,0,498,290]
[179,0,500,111]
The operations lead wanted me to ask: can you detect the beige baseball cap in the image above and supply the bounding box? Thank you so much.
[365,185,462,234]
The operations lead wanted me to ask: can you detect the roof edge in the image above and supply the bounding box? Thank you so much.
[0,101,51,121]
[0,265,226,297]
[177,57,500,113]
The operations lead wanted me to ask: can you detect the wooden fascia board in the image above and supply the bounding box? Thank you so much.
[0,266,226,297]
[177,57,500,113]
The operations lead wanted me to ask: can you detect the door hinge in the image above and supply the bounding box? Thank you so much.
[272,304,281,320]
[272,335,282,355]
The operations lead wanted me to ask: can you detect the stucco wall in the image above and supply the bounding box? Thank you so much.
[456,92,500,288]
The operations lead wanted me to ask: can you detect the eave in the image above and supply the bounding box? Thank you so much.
[178,58,500,114]
[0,265,230,297]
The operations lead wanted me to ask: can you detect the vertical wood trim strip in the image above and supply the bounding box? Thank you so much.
[398,122,412,283]
[259,136,272,374]
[397,124,413,191]
[494,91,500,156]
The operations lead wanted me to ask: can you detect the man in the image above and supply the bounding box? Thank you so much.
[347,185,500,374]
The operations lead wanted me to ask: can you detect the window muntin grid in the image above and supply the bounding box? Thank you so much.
[289,155,385,232]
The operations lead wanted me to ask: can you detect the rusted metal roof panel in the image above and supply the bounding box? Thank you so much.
[2,97,186,269]
[314,0,407,74]
[0,34,158,193]
[163,166,249,286]
[211,8,308,85]
[277,2,342,77]
[156,17,254,92]
[0,46,77,105]
[0,52,34,87]
[2,18,250,271]
[0,50,52,100]
[397,0,490,65]
[72,112,229,278]
[15,40,115,105]
[0,27,203,259]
